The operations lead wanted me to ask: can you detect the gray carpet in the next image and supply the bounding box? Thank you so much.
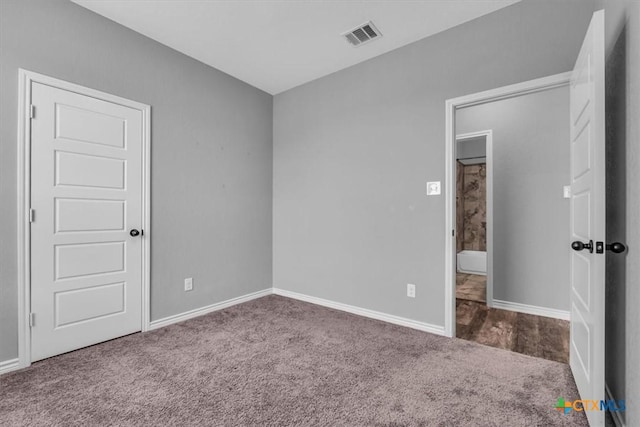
[0,295,587,426]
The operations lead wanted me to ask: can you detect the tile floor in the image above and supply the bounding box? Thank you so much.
[456,273,486,302]
[455,273,569,364]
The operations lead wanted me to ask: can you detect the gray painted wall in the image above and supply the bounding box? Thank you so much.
[600,0,640,424]
[456,87,570,311]
[456,138,486,161]
[0,0,273,362]
[273,0,597,326]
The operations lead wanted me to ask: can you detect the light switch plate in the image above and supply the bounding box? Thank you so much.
[407,283,416,298]
[427,181,441,196]
[563,185,571,199]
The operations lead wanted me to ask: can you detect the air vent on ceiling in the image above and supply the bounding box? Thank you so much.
[342,21,382,47]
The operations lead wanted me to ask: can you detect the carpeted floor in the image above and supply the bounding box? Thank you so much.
[0,295,587,426]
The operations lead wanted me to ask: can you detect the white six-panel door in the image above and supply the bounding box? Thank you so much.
[30,81,145,362]
[569,10,605,427]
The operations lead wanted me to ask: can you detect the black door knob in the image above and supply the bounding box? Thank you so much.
[606,242,626,253]
[571,240,593,253]
[130,229,141,237]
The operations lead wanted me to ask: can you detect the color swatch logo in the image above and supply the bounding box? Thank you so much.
[555,397,626,414]
[555,398,573,414]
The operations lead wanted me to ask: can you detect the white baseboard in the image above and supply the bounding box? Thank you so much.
[606,383,626,427]
[0,358,20,375]
[491,299,570,320]
[148,288,272,331]
[272,288,446,336]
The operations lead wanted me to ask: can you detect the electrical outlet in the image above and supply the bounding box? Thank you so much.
[184,277,193,292]
[407,283,416,298]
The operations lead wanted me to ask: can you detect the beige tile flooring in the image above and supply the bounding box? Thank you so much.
[456,273,486,303]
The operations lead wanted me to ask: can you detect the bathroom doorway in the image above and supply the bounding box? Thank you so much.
[445,73,572,364]
[455,131,492,308]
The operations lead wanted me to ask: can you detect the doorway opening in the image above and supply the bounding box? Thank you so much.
[454,131,492,311]
[445,72,572,364]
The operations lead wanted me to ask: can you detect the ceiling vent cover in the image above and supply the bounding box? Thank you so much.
[342,21,382,47]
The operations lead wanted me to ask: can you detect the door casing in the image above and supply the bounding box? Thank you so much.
[16,69,151,369]
[443,71,572,338]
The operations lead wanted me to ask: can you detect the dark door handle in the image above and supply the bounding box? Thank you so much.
[130,229,141,237]
[606,242,626,253]
[571,240,593,253]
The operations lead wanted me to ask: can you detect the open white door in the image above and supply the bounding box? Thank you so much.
[569,10,605,426]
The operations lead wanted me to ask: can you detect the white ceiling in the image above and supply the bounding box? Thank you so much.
[72,0,521,94]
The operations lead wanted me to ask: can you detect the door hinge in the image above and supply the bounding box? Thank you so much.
[29,313,35,327]
[452,229,455,237]
[30,105,36,119]
[29,209,35,223]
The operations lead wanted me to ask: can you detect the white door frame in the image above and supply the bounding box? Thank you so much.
[444,71,571,338]
[16,69,151,369]
[455,130,494,308]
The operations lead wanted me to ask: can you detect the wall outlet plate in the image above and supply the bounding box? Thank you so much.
[184,277,193,291]
[427,181,441,196]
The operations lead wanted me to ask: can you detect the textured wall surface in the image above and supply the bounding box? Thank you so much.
[0,0,273,363]
[456,162,487,253]
[461,164,487,252]
[456,162,464,252]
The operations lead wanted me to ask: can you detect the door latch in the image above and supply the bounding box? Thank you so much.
[596,241,626,254]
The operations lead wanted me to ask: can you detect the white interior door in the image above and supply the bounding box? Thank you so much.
[569,10,605,426]
[30,82,144,362]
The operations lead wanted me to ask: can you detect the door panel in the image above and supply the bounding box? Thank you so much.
[569,10,605,427]
[55,103,127,148]
[55,198,125,232]
[55,282,126,327]
[55,151,126,189]
[55,241,126,280]
[30,82,143,362]
[572,124,591,179]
